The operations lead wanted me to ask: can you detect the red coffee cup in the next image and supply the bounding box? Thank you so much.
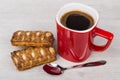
[56,3,114,62]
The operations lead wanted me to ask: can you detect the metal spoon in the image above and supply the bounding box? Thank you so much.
[43,60,106,75]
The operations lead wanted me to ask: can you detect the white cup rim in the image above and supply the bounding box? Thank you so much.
[56,3,99,33]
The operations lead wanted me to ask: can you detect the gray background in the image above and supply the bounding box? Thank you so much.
[0,0,120,80]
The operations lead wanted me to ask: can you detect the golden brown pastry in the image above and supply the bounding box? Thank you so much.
[11,47,56,71]
[11,30,54,47]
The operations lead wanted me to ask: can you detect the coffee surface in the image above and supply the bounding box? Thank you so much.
[60,11,94,30]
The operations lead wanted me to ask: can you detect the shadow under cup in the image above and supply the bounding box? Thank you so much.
[56,3,114,62]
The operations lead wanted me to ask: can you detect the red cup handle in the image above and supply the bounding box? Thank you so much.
[91,27,114,51]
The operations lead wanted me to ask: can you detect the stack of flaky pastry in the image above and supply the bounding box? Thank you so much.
[11,30,56,71]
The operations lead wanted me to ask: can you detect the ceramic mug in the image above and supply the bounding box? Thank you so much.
[56,3,114,62]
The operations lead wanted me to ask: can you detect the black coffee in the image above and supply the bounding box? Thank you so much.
[60,11,94,30]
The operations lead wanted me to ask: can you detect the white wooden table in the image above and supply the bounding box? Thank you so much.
[0,0,120,80]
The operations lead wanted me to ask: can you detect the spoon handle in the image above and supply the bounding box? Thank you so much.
[70,60,106,69]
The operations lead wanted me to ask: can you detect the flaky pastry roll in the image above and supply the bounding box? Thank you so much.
[11,30,54,47]
[11,47,56,71]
